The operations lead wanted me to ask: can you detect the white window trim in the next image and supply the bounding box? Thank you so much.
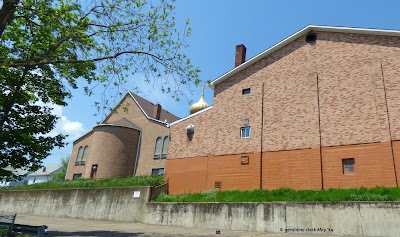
[240,126,251,139]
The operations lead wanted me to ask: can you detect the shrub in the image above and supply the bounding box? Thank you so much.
[154,186,400,202]
[1,176,165,192]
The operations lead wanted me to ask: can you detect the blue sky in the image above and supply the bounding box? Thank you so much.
[43,0,400,164]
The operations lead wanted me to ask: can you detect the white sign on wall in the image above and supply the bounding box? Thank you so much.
[133,191,141,198]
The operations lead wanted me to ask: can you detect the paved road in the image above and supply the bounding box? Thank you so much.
[14,214,341,237]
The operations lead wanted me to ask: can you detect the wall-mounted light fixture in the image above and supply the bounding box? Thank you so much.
[186,124,195,134]
[186,124,195,141]
[243,118,249,126]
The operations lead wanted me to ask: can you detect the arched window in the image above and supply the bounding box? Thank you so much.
[82,146,89,163]
[161,136,169,159]
[75,146,83,166]
[153,137,162,159]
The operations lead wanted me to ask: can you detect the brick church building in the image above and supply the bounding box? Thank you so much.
[166,25,400,194]
[66,92,179,180]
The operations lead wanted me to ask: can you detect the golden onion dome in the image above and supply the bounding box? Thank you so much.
[189,85,209,114]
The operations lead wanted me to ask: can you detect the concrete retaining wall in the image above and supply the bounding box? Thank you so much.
[144,202,400,237]
[1,188,400,236]
[0,187,151,222]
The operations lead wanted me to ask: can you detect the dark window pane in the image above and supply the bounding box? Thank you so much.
[152,168,165,176]
[73,173,82,180]
[342,158,355,174]
[152,169,157,175]
[242,88,251,95]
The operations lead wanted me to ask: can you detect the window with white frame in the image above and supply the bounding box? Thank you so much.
[240,126,251,138]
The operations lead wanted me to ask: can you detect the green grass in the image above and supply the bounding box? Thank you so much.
[1,176,165,192]
[154,187,400,202]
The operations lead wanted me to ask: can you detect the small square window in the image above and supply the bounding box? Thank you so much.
[152,168,164,176]
[240,127,251,138]
[72,173,82,180]
[342,158,355,174]
[242,88,251,95]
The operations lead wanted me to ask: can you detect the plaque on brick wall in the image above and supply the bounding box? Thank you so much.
[241,156,249,165]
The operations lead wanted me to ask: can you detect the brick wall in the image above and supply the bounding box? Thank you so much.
[66,132,93,179]
[67,95,171,179]
[67,125,139,179]
[88,125,140,178]
[262,148,322,190]
[322,142,397,188]
[103,96,170,176]
[167,31,400,193]
[166,153,261,194]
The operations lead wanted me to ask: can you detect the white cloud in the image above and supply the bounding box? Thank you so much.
[36,102,85,142]
[53,115,85,141]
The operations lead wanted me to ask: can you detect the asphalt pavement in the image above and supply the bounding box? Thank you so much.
[14,214,341,237]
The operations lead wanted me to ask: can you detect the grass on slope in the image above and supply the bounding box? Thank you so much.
[155,187,400,202]
[1,176,165,192]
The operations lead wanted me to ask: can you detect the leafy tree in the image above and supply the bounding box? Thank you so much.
[0,0,200,179]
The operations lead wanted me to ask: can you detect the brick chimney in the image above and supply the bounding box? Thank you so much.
[153,104,162,120]
[235,44,246,67]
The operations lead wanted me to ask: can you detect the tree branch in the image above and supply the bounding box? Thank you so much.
[0,50,173,67]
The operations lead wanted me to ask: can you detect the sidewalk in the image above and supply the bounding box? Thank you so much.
[15,214,340,237]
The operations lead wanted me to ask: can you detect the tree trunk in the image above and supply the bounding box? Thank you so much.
[0,0,19,37]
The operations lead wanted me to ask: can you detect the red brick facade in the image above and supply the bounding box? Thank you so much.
[167,27,400,194]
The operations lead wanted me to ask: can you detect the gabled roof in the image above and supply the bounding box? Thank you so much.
[129,92,180,123]
[27,164,62,176]
[74,92,180,144]
[100,91,180,125]
[210,25,400,89]
[2,167,31,176]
